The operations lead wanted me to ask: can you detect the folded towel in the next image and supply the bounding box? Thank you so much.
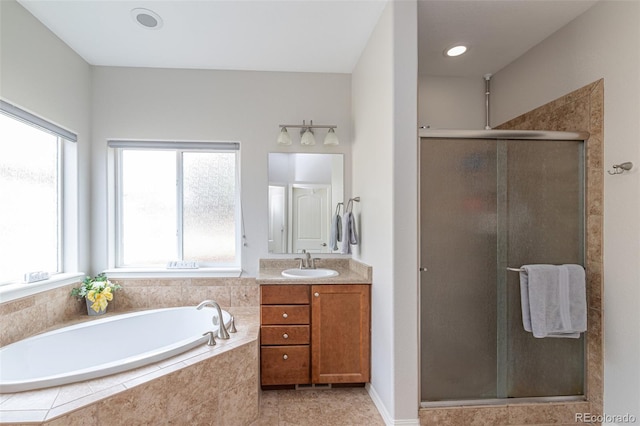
[520,264,587,338]
[339,212,359,254]
[329,213,342,251]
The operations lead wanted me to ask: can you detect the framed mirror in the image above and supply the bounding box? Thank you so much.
[268,153,344,254]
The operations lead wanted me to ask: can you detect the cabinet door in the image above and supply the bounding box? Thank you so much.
[311,284,371,383]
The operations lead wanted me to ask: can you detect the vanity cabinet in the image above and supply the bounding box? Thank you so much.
[311,284,370,384]
[260,284,370,387]
[260,285,310,386]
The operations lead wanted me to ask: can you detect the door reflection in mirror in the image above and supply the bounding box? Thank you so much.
[268,153,344,254]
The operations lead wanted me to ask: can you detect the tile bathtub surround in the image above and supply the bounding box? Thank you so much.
[108,276,260,312]
[0,307,260,425]
[0,277,260,347]
[0,282,85,347]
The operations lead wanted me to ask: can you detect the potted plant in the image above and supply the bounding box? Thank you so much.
[71,273,122,316]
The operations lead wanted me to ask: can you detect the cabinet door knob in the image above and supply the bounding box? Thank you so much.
[314,292,319,297]
[283,333,289,339]
[283,354,288,360]
[282,312,288,318]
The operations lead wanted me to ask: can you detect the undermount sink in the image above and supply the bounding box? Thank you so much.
[281,268,339,279]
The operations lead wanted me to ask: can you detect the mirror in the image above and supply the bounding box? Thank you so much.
[268,153,344,254]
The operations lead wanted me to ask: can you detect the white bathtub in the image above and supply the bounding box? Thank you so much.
[0,306,231,393]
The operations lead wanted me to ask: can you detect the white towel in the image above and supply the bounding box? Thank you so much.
[519,264,587,338]
[339,212,358,254]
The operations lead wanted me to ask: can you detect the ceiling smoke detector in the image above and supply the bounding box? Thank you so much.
[131,8,163,30]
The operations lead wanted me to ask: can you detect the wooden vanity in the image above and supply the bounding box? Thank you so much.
[257,259,372,388]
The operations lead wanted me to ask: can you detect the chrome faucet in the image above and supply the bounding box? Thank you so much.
[295,249,320,269]
[196,300,230,339]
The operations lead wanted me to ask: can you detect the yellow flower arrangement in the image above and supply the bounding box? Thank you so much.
[71,273,121,313]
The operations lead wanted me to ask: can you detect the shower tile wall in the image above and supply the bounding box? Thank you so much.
[419,79,604,425]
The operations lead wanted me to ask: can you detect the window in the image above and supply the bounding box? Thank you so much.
[110,141,240,268]
[0,101,76,285]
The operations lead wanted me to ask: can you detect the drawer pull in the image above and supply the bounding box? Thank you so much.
[283,333,289,339]
[283,354,288,360]
[314,292,319,297]
[282,312,288,318]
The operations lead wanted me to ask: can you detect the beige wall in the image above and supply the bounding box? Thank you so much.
[491,1,640,419]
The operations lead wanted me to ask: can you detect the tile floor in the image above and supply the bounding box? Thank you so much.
[250,387,385,426]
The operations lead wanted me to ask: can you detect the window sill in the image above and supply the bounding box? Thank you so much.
[0,272,85,304]
[102,268,243,279]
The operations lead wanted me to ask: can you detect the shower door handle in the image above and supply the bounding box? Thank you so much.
[419,267,428,272]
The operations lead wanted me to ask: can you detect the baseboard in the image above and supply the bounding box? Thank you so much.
[366,383,420,425]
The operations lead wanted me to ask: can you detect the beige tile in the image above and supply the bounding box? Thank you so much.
[0,296,35,316]
[168,398,219,426]
[230,286,260,307]
[218,377,259,426]
[0,386,60,411]
[164,359,219,418]
[419,405,509,426]
[96,378,169,425]
[278,402,324,426]
[51,382,93,408]
[0,409,48,423]
[44,404,99,425]
[183,286,231,307]
[507,401,590,424]
[87,364,161,393]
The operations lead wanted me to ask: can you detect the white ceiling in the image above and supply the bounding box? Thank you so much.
[18,0,597,76]
[418,0,598,77]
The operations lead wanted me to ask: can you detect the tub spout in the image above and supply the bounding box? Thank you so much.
[196,300,230,340]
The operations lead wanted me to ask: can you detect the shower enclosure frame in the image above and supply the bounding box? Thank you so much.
[418,128,590,408]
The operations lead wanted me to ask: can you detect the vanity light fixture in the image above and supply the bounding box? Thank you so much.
[277,120,339,146]
[445,44,468,57]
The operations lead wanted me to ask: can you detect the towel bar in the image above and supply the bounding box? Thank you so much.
[506,266,586,273]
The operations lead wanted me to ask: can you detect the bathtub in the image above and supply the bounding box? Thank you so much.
[0,306,231,393]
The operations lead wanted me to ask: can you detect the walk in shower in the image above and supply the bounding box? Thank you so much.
[419,129,588,405]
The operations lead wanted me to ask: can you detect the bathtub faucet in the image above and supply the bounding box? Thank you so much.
[196,300,230,340]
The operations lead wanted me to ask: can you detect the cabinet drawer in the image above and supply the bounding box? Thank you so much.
[261,345,310,385]
[261,305,309,325]
[261,285,309,305]
[261,325,310,345]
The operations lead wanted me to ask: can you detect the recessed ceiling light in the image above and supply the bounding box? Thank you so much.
[131,8,163,30]
[445,45,468,57]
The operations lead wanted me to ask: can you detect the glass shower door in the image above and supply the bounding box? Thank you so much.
[420,138,499,401]
[420,137,585,403]
[504,139,584,397]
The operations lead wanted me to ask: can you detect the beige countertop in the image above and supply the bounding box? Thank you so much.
[256,258,372,285]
